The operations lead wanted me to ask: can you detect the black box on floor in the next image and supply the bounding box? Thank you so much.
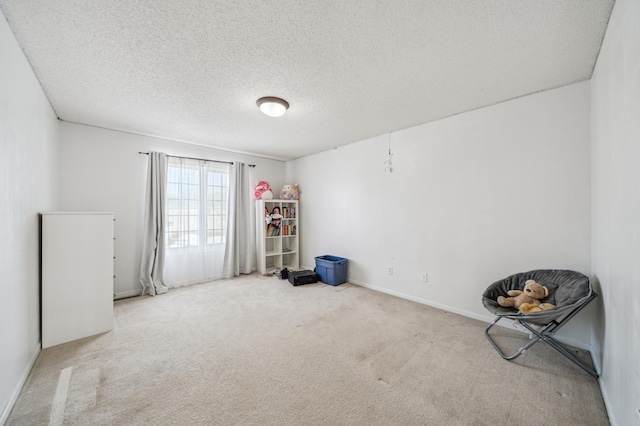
[288,270,319,286]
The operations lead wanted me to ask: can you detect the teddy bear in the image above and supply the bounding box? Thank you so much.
[280,184,299,200]
[254,180,274,200]
[497,279,549,310]
[519,302,556,314]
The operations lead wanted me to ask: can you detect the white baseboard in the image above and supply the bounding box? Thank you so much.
[114,289,142,300]
[598,378,617,426]
[349,279,593,352]
[350,278,495,321]
[1,346,40,425]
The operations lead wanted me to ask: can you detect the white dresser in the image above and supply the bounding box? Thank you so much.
[41,212,115,348]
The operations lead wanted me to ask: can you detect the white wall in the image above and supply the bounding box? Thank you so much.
[0,12,59,423]
[59,122,286,298]
[287,81,592,346]
[590,0,640,424]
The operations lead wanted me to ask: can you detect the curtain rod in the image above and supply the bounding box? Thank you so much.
[138,152,255,167]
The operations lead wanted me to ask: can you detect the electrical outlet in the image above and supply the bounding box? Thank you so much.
[387,266,393,275]
[420,272,428,283]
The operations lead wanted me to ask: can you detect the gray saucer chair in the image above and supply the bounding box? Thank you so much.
[482,269,598,378]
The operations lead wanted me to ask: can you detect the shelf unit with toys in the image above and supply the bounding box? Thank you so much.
[256,199,299,275]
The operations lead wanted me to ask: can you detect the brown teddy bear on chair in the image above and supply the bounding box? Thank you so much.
[497,279,549,310]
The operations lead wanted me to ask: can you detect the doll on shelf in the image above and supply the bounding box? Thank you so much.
[270,206,282,227]
[266,206,283,236]
[264,206,271,224]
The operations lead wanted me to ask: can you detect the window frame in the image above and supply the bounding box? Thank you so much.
[165,158,229,251]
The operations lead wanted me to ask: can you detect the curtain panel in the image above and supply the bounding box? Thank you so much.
[223,162,255,277]
[163,157,230,287]
[139,151,169,296]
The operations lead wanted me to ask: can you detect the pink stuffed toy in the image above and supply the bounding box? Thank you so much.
[254,180,274,200]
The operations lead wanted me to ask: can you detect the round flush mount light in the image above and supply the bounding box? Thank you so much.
[257,96,289,117]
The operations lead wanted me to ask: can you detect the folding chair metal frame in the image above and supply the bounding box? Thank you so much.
[484,292,598,378]
[482,269,599,379]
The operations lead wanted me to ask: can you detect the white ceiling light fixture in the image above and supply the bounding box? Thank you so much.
[257,96,289,117]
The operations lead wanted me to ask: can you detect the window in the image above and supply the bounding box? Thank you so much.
[165,157,229,249]
[206,168,228,245]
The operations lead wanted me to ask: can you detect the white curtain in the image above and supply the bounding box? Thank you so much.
[139,152,169,296]
[163,157,230,287]
[222,162,255,277]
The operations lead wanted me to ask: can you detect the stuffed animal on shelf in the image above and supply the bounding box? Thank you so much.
[254,180,274,200]
[280,184,300,200]
[519,302,556,314]
[497,279,549,310]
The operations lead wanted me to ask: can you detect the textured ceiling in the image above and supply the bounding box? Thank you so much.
[0,1,614,161]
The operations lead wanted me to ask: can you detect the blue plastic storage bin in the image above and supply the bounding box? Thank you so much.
[314,255,348,286]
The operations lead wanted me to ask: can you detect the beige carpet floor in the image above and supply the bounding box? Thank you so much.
[8,274,609,425]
